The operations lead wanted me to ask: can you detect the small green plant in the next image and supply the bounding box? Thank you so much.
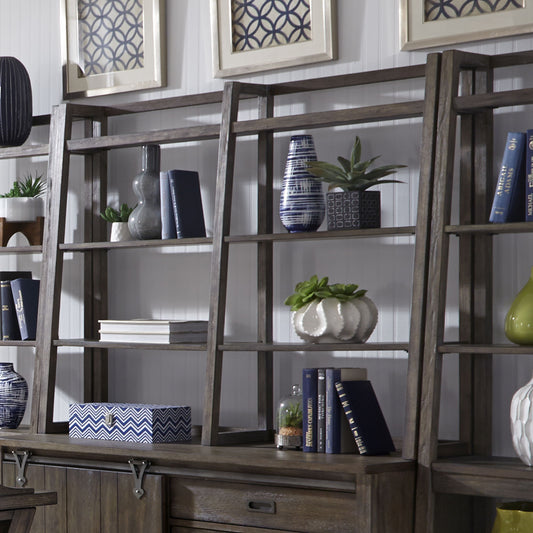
[0,173,46,198]
[306,136,406,192]
[100,203,135,223]
[280,402,303,429]
[284,275,367,311]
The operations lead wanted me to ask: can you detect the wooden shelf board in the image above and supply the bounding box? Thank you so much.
[233,101,425,136]
[439,343,533,354]
[60,237,213,251]
[0,245,42,254]
[219,342,409,352]
[67,124,221,153]
[455,87,533,114]
[54,339,207,351]
[446,221,533,235]
[0,143,49,160]
[0,433,415,477]
[226,226,416,243]
[65,101,424,155]
[0,340,36,347]
[433,456,533,499]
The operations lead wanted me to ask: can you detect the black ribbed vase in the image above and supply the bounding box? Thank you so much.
[0,57,32,147]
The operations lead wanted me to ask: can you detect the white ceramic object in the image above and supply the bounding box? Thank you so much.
[0,197,44,221]
[510,374,533,466]
[110,222,133,242]
[292,296,378,343]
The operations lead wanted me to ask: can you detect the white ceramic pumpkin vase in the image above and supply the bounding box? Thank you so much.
[510,374,533,466]
[292,296,378,343]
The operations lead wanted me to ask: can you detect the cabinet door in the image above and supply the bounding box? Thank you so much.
[3,462,164,533]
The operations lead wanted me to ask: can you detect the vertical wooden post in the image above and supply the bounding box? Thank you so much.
[256,90,274,434]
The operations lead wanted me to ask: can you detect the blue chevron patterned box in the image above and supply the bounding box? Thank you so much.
[68,403,191,443]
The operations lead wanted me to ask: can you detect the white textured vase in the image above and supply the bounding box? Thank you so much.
[510,374,533,466]
[292,296,378,343]
[110,222,132,242]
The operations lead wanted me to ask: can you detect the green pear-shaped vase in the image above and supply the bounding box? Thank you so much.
[505,267,533,345]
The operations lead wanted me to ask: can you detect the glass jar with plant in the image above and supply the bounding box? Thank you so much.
[275,384,303,450]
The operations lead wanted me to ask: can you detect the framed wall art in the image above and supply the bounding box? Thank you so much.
[61,0,166,98]
[210,0,337,78]
[401,0,533,51]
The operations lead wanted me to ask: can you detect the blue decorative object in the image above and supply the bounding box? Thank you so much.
[232,0,311,52]
[0,363,28,429]
[77,0,144,75]
[280,135,325,233]
[128,144,162,240]
[0,57,32,147]
[425,0,521,21]
[69,403,192,443]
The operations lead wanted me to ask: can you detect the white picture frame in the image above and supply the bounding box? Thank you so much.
[401,0,533,51]
[210,0,337,78]
[61,0,166,98]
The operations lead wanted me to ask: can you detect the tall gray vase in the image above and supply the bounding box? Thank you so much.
[128,144,162,240]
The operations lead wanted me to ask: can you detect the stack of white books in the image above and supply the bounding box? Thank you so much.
[98,319,208,344]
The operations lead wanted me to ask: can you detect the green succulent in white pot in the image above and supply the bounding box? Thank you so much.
[306,136,406,230]
[284,275,378,343]
[100,203,135,242]
[0,173,46,222]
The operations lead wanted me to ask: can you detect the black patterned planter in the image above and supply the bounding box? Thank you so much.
[326,190,380,230]
[0,57,32,147]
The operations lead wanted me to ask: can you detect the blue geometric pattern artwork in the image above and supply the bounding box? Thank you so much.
[77,0,144,76]
[69,403,192,443]
[425,0,523,21]
[231,0,311,53]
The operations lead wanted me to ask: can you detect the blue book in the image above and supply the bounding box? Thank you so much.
[11,278,40,341]
[489,132,526,223]
[335,380,395,456]
[0,271,31,340]
[526,129,533,221]
[302,368,318,452]
[160,171,177,239]
[325,367,367,454]
[167,170,206,239]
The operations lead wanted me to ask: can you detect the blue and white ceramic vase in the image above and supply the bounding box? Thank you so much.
[0,57,32,147]
[128,144,162,240]
[0,363,28,429]
[279,135,325,233]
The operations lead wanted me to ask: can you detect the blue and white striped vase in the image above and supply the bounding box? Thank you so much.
[0,363,28,429]
[279,135,325,233]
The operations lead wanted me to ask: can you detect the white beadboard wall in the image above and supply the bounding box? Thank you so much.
[0,0,531,456]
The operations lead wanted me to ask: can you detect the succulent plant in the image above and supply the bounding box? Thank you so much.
[100,203,135,223]
[284,275,367,311]
[1,173,46,198]
[279,402,303,429]
[306,136,406,192]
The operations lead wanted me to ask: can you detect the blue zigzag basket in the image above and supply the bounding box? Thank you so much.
[69,403,191,443]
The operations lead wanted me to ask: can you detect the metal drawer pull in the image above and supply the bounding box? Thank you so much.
[247,500,276,514]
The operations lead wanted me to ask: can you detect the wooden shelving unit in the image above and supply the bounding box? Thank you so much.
[13,55,442,464]
[0,56,449,533]
[415,50,533,533]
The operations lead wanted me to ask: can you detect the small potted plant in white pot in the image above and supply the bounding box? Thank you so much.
[100,203,135,242]
[0,173,46,221]
[306,137,406,230]
[284,275,378,343]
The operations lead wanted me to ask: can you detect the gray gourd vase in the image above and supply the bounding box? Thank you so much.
[128,144,162,240]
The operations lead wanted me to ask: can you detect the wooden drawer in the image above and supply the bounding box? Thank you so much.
[169,477,356,533]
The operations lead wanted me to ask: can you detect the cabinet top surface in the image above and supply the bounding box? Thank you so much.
[0,433,414,478]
